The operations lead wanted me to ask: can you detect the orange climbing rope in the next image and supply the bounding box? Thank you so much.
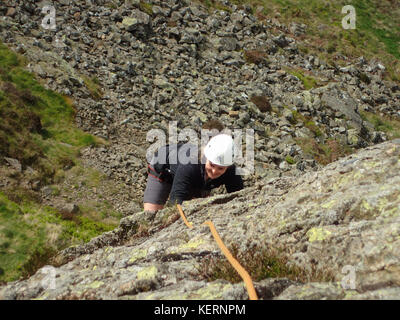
[176,204,258,300]
[177,203,193,229]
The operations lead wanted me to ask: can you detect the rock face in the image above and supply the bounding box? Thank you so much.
[1,139,399,300]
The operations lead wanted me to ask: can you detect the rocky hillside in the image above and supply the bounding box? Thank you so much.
[1,0,399,199]
[0,0,400,298]
[1,139,400,299]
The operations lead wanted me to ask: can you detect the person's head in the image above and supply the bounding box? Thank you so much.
[203,134,235,179]
[205,160,229,179]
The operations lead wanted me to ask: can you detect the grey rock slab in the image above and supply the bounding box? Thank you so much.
[319,84,364,130]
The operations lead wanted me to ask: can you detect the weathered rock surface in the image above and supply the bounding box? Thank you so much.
[1,139,399,300]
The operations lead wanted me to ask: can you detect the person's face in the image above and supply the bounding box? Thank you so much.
[205,160,229,180]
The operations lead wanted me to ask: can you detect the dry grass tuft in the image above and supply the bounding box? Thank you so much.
[244,49,269,65]
[197,244,335,284]
[202,119,225,132]
[250,95,271,113]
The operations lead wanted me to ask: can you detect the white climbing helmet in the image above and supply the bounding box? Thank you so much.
[204,134,235,166]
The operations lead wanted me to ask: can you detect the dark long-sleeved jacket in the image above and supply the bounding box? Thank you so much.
[150,144,244,205]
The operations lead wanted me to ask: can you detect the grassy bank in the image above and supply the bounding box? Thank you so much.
[0,41,119,283]
[0,193,116,283]
[0,41,102,183]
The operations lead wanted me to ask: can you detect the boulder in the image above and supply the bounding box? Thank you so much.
[122,10,152,39]
[319,84,364,131]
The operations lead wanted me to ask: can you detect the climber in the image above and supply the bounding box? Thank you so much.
[143,133,244,211]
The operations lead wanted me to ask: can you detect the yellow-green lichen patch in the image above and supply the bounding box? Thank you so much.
[361,199,372,211]
[352,198,381,221]
[161,293,187,300]
[122,17,138,27]
[297,286,314,299]
[378,198,389,212]
[364,161,381,170]
[177,237,206,252]
[382,206,400,218]
[141,292,157,300]
[307,227,332,242]
[189,282,233,299]
[343,290,358,300]
[88,281,104,289]
[353,170,364,180]
[333,173,353,190]
[276,219,288,233]
[33,292,49,300]
[129,249,148,264]
[137,265,158,281]
[321,199,336,209]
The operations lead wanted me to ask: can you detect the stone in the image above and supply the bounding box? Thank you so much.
[4,157,22,172]
[320,84,364,130]
[41,186,53,197]
[180,28,203,44]
[122,10,151,39]
[6,7,17,18]
[272,34,289,48]
[219,37,238,51]
[122,17,139,30]
[62,203,80,214]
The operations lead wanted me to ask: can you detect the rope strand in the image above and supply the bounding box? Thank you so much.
[176,204,258,300]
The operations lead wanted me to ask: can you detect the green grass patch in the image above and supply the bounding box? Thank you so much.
[105,1,118,9]
[285,67,320,90]
[0,41,113,283]
[138,1,154,15]
[360,110,400,139]
[197,0,233,12]
[291,109,324,138]
[285,155,296,164]
[304,120,323,138]
[82,75,103,100]
[0,192,117,283]
[127,0,154,15]
[0,41,104,183]
[295,137,354,165]
[353,0,400,60]
[79,202,123,223]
